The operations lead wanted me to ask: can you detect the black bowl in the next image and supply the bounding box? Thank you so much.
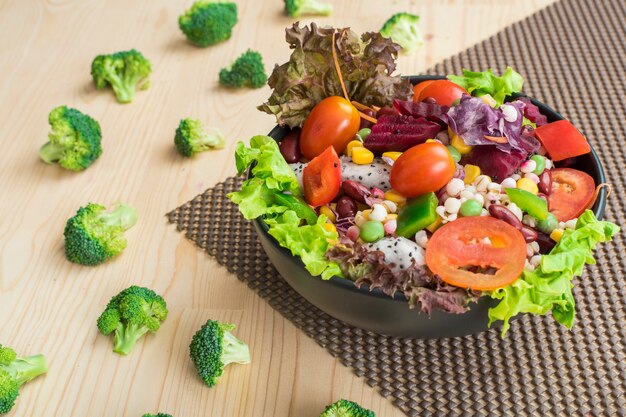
[252,75,607,339]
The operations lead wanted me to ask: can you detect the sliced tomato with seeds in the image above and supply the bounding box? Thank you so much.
[302,146,341,207]
[549,168,595,222]
[425,217,526,291]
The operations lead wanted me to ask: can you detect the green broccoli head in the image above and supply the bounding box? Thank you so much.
[97,286,168,355]
[179,1,238,47]
[320,399,376,417]
[284,0,332,17]
[219,49,267,89]
[380,13,423,53]
[0,345,47,414]
[39,106,102,172]
[189,320,250,387]
[142,413,172,417]
[64,203,138,266]
[174,118,225,157]
[91,49,151,104]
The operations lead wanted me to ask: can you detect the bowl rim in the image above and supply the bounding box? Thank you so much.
[252,74,608,303]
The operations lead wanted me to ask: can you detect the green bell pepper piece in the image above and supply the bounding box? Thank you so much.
[396,192,438,238]
[504,187,549,220]
[274,193,318,225]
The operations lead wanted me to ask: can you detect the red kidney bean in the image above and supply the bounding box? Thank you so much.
[279,129,301,163]
[336,196,358,219]
[359,109,375,130]
[520,225,538,242]
[536,231,557,254]
[422,97,437,104]
[538,170,552,195]
[342,180,370,204]
[488,205,523,230]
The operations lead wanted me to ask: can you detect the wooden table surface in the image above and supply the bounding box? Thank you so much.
[0,1,554,416]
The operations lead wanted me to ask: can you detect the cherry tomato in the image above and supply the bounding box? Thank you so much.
[425,217,526,291]
[416,80,468,106]
[533,120,591,161]
[300,96,360,160]
[390,142,456,198]
[412,80,435,102]
[302,146,342,207]
[549,168,595,222]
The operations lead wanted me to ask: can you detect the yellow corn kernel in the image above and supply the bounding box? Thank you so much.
[361,209,372,220]
[449,127,473,155]
[319,205,336,223]
[464,164,481,185]
[352,147,374,164]
[323,222,337,234]
[384,189,406,205]
[385,213,398,221]
[425,139,436,143]
[426,214,443,233]
[479,94,497,107]
[346,140,364,157]
[516,178,539,194]
[382,151,403,161]
[550,228,564,242]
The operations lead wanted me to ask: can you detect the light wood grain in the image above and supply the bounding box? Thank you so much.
[0,0,554,416]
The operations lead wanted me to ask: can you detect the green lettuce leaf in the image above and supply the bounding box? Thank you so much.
[488,210,619,337]
[448,67,524,106]
[258,22,413,128]
[266,210,343,280]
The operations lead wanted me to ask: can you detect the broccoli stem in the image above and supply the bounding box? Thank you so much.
[39,142,66,164]
[221,331,251,366]
[299,0,332,16]
[2,354,48,385]
[113,323,150,355]
[196,130,226,151]
[99,204,138,231]
[110,82,136,104]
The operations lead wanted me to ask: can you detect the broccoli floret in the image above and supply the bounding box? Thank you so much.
[64,203,138,266]
[97,286,168,355]
[380,13,423,53]
[189,320,250,387]
[179,1,238,47]
[284,0,332,17]
[142,413,172,417]
[174,118,225,157]
[91,49,152,104]
[219,49,267,89]
[0,344,47,414]
[39,106,102,172]
[320,399,376,417]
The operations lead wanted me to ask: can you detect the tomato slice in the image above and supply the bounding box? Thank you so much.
[417,80,468,106]
[412,80,435,102]
[533,120,591,161]
[302,146,341,207]
[425,217,526,291]
[549,168,595,222]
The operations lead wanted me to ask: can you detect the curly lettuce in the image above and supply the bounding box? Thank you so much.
[258,22,413,128]
[488,210,619,336]
[448,67,524,106]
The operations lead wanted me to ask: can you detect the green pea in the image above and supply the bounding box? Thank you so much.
[537,213,558,234]
[447,145,462,163]
[356,128,371,142]
[360,220,384,242]
[531,155,546,175]
[460,199,482,217]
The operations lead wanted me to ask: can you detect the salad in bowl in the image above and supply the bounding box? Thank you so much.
[228,23,618,337]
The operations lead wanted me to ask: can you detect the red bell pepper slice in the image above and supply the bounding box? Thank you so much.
[533,119,590,161]
[302,146,341,207]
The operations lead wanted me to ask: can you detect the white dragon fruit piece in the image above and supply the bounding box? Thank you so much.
[289,156,391,191]
[365,236,425,272]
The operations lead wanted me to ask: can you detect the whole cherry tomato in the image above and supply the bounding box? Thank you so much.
[390,142,456,198]
[416,80,468,106]
[300,96,360,160]
[412,80,435,102]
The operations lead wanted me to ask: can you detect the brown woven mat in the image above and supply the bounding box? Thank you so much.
[168,0,626,415]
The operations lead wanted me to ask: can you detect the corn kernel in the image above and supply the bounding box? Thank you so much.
[382,151,403,161]
[346,140,364,157]
[426,214,443,233]
[516,177,539,194]
[550,228,564,242]
[385,213,398,221]
[319,205,336,223]
[384,189,406,205]
[464,164,481,185]
[479,94,497,107]
[449,127,473,155]
[426,139,436,143]
[361,209,372,220]
[323,222,337,234]
[352,147,374,164]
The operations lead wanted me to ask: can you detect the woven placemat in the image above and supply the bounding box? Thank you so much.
[168,0,626,415]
